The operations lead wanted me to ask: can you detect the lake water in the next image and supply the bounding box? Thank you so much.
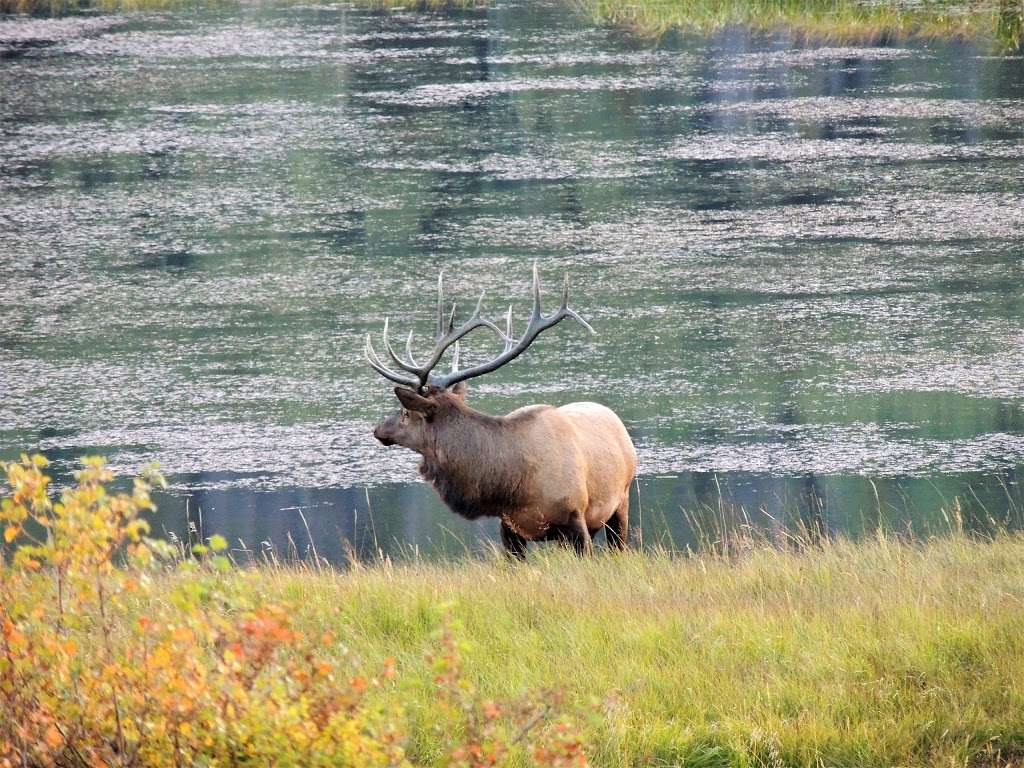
[2,1,1023,561]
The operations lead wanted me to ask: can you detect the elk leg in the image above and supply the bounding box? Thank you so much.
[567,514,593,556]
[542,526,572,548]
[606,494,629,550]
[500,521,528,561]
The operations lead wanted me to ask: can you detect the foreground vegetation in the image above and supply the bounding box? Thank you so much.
[3,455,1024,767]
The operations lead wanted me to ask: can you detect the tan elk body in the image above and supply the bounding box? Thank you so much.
[366,265,637,557]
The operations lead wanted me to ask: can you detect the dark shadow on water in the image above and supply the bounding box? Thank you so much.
[127,250,196,271]
[146,469,1024,566]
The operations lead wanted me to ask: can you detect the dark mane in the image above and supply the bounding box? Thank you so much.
[418,402,540,521]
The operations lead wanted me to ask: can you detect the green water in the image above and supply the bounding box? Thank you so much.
[2,2,1023,560]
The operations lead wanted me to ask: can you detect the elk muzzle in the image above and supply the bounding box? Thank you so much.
[373,414,398,446]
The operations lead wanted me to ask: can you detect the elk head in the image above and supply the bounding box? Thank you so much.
[371,383,466,451]
[365,263,594,451]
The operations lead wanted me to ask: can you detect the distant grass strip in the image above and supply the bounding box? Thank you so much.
[4,0,1019,52]
[4,455,1024,766]
[581,0,1024,50]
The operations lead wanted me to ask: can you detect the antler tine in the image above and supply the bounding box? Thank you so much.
[428,264,595,390]
[556,271,594,335]
[382,317,421,374]
[531,260,542,319]
[564,306,596,335]
[504,305,514,353]
[451,341,460,372]
[436,271,445,343]
[448,301,457,333]
[364,334,420,389]
[404,329,420,369]
[556,269,595,334]
[365,333,395,375]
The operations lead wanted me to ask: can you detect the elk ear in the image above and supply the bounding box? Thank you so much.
[394,387,436,415]
[449,381,468,400]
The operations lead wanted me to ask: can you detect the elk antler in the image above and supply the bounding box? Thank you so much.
[364,271,510,392]
[364,263,594,393]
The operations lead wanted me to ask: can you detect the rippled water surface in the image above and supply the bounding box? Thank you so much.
[3,3,1023,559]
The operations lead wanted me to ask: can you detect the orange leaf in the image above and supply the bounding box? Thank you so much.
[44,725,63,750]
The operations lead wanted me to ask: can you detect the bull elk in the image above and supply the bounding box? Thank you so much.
[365,264,637,558]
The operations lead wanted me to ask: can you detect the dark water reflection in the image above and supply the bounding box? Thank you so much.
[148,469,1024,564]
[2,2,1024,560]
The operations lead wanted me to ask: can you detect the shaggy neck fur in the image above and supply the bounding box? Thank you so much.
[417,401,531,521]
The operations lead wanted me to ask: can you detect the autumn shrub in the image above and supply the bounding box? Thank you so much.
[0,455,588,768]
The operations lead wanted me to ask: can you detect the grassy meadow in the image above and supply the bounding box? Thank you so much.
[3,456,1024,766]
[182,535,1024,766]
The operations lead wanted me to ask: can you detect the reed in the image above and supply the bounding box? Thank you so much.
[580,0,1024,51]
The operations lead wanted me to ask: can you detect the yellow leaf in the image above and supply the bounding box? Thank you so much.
[3,525,19,543]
